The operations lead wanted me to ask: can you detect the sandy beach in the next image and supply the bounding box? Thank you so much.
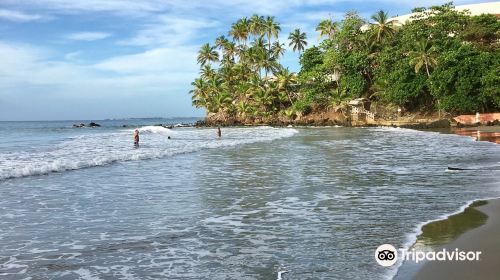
[412,198,500,280]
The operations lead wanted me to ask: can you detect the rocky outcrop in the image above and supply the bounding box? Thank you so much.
[198,110,349,127]
[73,122,101,128]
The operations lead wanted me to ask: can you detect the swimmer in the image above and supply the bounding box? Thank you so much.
[134,129,140,146]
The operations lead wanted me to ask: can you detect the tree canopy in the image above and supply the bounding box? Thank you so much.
[190,3,500,123]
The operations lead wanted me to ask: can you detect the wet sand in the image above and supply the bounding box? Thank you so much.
[453,125,500,144]
[413,198,500,280]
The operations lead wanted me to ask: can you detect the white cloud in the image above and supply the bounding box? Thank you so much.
[0,0,490,19]
[119,16,219,47]
[0,41,197,97]
[0,0,165,17]
[94,46,198,74]
[64,51,82,61]
[0,9,48,22]
[66,32,111,41]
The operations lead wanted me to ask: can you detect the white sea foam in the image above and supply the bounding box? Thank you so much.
[0,126,298,180]
[137,126,176,135]
[276,269,288,280]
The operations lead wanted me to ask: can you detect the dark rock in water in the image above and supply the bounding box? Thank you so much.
[447,167,472,171]
[88,122,101,127]
[195,120,207,127]
[73,123,85,128]
[122,125,129,127]
[426,119,450,129]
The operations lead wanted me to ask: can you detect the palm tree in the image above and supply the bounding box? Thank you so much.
[409,40,437,77]
[261,52,279,79]
[369,10,397,44]
[190,78,208,108]
[222,41,237,61]
[271,41,285,59]
[316,19,337,40]
[251,36,267,49]
[200,64,216,80]
[215,35,229,50]
[264,16,281,52]
[409,40,440,116]
[275,68,297,104]
[229,18,249,46]
[197,43,219,66]
[237,101,255,119]
[249,14,265,38]
[212,92,232,113]
[288,29,307,55]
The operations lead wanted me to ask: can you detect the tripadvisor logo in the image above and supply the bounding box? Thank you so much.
[375,244,398,267]
[375,244,482,267]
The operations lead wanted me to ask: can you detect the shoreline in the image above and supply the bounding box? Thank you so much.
[394,197,500,280]
[415,197,500,279]
[393,197,500,280]
[393,126,500,279]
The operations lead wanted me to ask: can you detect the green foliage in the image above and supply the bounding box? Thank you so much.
[480,55,500,109]
[292,98,312,116]
[299,46,323,73]
[429,44,499,113]
[376,53,428,108]
[461,14,500,50]
[190,4,500,120]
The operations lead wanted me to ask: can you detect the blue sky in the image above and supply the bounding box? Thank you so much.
[0,0,495,120]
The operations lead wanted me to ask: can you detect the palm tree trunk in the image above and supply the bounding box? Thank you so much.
[286,91,293,105]
[425,62,440,118]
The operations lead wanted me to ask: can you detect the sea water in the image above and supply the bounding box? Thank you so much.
[0,119,499,279]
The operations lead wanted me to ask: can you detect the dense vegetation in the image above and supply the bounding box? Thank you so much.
[190,3,499,122]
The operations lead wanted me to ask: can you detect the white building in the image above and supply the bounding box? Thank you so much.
[390,2,500,25]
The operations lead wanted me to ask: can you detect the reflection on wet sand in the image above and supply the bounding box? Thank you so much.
[413,200,488,251]
[394,201,490,280]
[454,128,500,144]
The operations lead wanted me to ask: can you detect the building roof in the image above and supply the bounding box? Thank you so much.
[390,2,500,25]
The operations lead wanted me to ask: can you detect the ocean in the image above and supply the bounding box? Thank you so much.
[0,119,499,279]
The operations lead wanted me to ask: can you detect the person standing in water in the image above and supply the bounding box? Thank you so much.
[134,129,140,146]
[217,127,221,138]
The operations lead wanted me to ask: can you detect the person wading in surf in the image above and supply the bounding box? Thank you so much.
[217,127,221,138]
[134,129,140,146]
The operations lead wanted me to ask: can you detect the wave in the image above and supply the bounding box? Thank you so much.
[137,126,177,135]
[0,126,298,181]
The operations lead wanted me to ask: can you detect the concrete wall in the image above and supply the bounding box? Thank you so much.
[454,113,500,124]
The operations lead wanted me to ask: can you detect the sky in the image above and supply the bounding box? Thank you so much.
[0,0,495,120]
